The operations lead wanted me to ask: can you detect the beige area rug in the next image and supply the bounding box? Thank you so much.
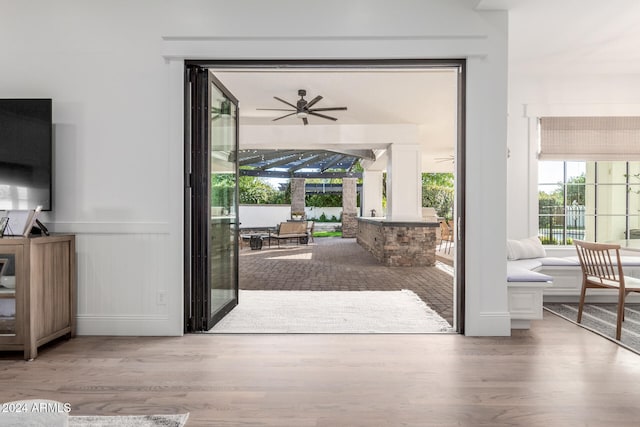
[69,414,189,426]
[207,289,454,333]
[0,400,188,427]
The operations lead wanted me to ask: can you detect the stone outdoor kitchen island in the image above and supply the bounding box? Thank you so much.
[356,218,439,267]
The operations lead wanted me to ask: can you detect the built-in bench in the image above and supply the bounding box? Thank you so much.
[506,260,552,330]
[538,254,640,303]
[506,243,640,329]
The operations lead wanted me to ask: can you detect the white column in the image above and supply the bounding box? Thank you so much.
[362,170,383,217]
[386,143,422,221]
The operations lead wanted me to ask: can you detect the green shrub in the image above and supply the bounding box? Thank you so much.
[539,237,558,245]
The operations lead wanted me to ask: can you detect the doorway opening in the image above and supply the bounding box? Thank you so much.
[184,60,465,334]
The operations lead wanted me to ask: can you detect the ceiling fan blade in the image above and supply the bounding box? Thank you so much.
[303,117,309,125]
[309,107,348,112]
[274,96,297,109]
[256,108,296,111]
[308,111,337,121]
[272,112,297,121]
[306,95,323,108]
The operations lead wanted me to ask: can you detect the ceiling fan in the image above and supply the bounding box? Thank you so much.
[257,89,347,125]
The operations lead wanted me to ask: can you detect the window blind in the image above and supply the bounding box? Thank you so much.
[539,116,640,160]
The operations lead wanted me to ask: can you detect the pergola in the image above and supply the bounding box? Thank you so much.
[238,149,371,236]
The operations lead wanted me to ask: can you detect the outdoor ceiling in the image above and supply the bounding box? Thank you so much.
[238,149,374,178]
[211,68,458,173]
[212,68,457,126]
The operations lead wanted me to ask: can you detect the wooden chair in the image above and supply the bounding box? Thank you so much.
[439,220,454,254]
[574,240,640,340]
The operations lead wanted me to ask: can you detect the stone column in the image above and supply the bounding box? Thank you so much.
[362,170,383,217]
[342,177,358,238]
[386,144,422,221]
[291,178,306,219]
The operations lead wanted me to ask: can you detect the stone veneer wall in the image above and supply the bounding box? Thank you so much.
[342,177,358,238]
[291,178,306,219]
[356,218,438,267]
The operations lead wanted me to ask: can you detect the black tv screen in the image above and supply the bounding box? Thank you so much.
[0,99,52,211]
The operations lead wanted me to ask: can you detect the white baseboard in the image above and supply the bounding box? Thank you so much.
[464,311,511,336]
[76,315,182,336]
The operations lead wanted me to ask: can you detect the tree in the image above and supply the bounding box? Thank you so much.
[422,173,454,187]
[238,176,279,204]
[422,173,454,219]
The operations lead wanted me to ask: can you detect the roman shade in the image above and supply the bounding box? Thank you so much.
[539,117,640,160]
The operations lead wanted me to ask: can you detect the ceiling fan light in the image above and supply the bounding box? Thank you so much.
[296,111,308,119]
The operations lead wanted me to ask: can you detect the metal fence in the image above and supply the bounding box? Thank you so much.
[538,204,585,245]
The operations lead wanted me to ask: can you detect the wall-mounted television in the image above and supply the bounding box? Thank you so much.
[0,99,52,211]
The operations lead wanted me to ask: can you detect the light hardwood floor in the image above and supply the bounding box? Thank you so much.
[1,311,640,426]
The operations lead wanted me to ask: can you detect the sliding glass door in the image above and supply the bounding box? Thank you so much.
[186,66,239,331]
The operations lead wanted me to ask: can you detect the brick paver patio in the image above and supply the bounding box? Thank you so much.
[239,237,455,327]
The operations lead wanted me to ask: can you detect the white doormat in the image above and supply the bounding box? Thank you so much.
[207,290,454,333]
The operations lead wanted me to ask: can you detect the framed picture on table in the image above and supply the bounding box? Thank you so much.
[0,217,8,237]
[4,206,42,237]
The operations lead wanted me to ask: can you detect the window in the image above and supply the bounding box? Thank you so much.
[538,161,640,244]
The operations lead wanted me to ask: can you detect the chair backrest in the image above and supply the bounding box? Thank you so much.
[279,221,307,235]
[440,221,449,238]
[447,219,456,241]
[574,239,625,286]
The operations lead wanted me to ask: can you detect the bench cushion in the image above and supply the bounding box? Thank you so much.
[562,255,640,266]
[539,256,580,266]
[507,258,543,271]
[507,267,553,282]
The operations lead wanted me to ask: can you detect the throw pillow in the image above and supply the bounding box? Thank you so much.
[507,236,546,260]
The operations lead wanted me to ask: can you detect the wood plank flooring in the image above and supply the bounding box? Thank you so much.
[1,312,640,426]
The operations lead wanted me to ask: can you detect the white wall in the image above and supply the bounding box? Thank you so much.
[239,205,344,229]
[239,205,290,229]
[2,0,509,336]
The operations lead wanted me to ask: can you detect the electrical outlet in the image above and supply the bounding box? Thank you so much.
[157,290,167,305]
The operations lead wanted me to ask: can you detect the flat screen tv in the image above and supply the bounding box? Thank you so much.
[0,99,52,211]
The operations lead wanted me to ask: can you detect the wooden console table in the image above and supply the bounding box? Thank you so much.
[0,235,76,360]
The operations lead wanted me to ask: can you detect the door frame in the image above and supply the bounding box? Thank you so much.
[184,58,466,333]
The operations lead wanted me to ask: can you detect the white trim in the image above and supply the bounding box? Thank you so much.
[464,311,511,336]
[164,12,509,336]
[161,38,491,61]
[527,117,539,236]
[525,103,640,118]
[77,315,173,336]
[48,222,170,234]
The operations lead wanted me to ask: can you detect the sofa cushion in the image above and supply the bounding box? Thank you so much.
[507,237,546,260]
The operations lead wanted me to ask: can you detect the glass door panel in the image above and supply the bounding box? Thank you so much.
[186,66,239,332]
[208,79,239,324]
[0,247,21,343]
[0,254,16,336]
